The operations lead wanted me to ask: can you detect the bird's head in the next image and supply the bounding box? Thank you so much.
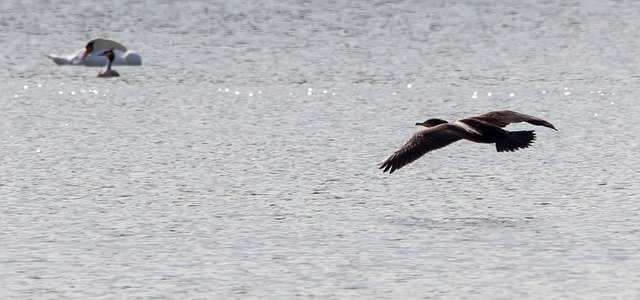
[415,118,448,127]
[82,41,95,58]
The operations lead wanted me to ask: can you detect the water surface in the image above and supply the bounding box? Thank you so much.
[1,0,639,298]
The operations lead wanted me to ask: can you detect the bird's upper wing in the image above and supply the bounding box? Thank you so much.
[471,110,557,130]
[380,125,463,174]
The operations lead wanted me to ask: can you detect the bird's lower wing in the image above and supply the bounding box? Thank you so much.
[380,126,462,174]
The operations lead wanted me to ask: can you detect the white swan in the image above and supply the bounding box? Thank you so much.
[47,38,141,66]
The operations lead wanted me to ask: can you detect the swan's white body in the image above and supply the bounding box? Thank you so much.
[47,38,142,66]
[48,50,141,66]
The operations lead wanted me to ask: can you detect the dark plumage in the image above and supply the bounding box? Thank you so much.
[97,49,120,77]
[380,110,557,174]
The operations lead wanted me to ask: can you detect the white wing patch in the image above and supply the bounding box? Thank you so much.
[452,120,480,135]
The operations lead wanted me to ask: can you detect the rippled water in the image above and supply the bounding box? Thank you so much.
[1,0,639,298]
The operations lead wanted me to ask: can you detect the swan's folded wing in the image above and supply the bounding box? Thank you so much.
[91,38,128,53]
[472,110,557,130]
[380,125,462,174]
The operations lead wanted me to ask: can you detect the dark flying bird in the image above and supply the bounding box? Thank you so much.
[380,110,557,173]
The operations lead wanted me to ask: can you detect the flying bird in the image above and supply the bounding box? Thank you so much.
[380,110,557,174]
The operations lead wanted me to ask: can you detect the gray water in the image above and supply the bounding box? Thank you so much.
[2,0,640,298]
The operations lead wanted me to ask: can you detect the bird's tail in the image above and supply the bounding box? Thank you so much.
[495,130,536,152]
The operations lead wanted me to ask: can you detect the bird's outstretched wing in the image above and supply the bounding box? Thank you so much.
[472,110,557,130]
[380,125,463,174]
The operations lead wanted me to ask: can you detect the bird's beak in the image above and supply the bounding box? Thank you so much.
[415,122,423,126]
